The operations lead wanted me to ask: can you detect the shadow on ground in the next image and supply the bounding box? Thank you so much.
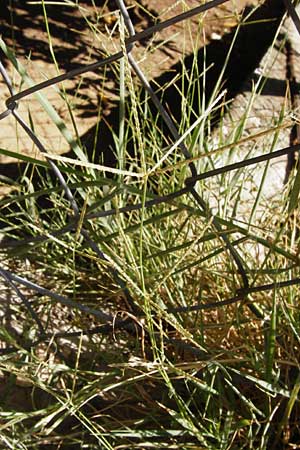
[0,0,287,207]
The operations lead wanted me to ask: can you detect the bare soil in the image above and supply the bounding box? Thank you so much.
[0,0,252,166]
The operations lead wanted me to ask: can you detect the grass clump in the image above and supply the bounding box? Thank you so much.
[0,0,300,448]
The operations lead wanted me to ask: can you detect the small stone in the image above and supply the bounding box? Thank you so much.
[210,32,222,41]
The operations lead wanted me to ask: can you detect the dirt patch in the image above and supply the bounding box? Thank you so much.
[0,0,252,166]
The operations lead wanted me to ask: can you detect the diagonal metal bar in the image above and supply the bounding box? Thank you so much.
[0,267,45,335]
[4,0,229,108]
[116,0,249,290]
[185,143,300,184]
